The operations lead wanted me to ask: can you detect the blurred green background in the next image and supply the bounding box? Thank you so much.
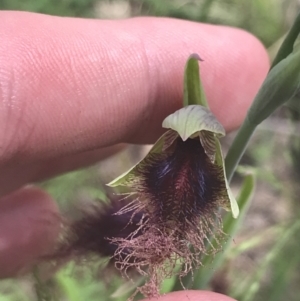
[1,1,300,301]
[0,0,297,47]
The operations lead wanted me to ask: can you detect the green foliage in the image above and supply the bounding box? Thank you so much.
[0,0,96,17]
[231,220,300,301]
[226,16,300,181]
[140,0,288,46]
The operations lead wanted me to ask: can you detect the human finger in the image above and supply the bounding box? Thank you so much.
[0,11,269,165]
[0,144,124,197]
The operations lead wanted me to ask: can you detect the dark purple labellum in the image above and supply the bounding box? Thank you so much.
[139,137,225,232]
[111,135,227,298]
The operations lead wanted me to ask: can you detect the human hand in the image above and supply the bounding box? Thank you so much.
[0,11,269,300]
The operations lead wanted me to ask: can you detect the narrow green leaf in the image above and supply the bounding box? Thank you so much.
[162,105,225,141]
[226,50,300,182]
[226,16,300,181]
[248,50,300,125]
[183,54,208,107]
[225,121,255,183]
[271,11,300,69]
[222,171,255,234]
[233,220,300,301]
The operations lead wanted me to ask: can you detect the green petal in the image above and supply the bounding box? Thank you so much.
[107,130,177,187]
[162,105,225,141]
[215,138,239,218]
[183,54,208,108]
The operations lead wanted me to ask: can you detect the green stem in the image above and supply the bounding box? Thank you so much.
[225,119,256,183]
[271,10,300,69]
[224,11,300,182]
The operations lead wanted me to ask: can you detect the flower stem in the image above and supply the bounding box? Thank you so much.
[224,119,256,183]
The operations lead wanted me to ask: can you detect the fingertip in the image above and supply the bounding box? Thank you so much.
[139,19,270,133]
[0,12,269,159]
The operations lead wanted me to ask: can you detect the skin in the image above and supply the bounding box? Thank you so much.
[0,11,269,300]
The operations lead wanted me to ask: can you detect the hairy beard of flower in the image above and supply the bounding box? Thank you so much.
[48,196,144,272]
[112,137,227,297]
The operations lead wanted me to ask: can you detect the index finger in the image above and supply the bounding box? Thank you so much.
[0,12,269,165]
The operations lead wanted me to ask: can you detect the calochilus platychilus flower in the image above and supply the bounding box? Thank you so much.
[107,54,239,298]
